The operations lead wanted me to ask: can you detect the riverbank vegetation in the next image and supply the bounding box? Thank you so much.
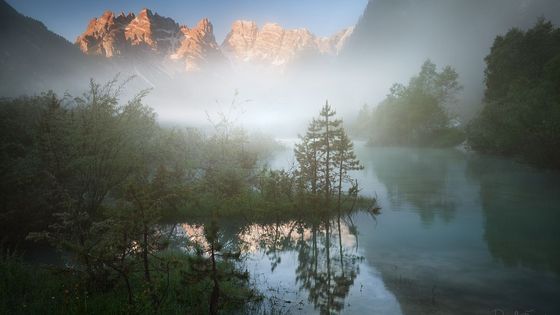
[0,79,369,314]
[467,19,560,168]
[353,19,560,169]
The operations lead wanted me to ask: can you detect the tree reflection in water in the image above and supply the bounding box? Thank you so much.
[466,156,560,275]
[180,203,378,314]
[235,207,375,314]
[295,216,361,314]
[370,148,459,225]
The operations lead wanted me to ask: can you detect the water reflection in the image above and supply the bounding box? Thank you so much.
[352,146,560,314]
[179,210,399,314]
[368,148,460,225]
[294,218,361,314]
[467,155,560,275]
[176,144,560,314]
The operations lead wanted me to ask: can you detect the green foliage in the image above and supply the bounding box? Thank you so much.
[294,102,364,209]
[0,249,255,315]
[467,19,560,168]
[0,79,270,314]
[0,94,57,245]
[24,80,174,300]
[0,80,371,313]
[355,60,464,147]
[257,169,296,207]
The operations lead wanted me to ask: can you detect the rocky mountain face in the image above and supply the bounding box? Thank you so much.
[76,9,353,72]
[170,18,224,71]
[76,9,224,71]
[222,20,353,67]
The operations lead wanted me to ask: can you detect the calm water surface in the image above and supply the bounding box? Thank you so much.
[181,140,560,315]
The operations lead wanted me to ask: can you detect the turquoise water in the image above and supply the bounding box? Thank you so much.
[26,141,560,314]
[234,141,560,314]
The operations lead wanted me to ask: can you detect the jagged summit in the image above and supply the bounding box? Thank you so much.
[75,9,353,72]
[170,18,223,71]
[75,9,223,71]
[221,20,352,67]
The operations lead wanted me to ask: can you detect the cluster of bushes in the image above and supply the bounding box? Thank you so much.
[0,79,283,314]
[0,76,371,313]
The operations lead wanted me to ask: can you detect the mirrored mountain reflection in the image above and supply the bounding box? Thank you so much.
[178,209,387,314]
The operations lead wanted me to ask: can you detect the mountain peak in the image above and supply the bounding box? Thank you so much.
[196,18,212,33]
[76,8,223,71]
[222,21,352,67]
[139,8,152,17]
[229,20,258,35]
[75,9,353,71]
[171,18,224,72]
[102,10,113,18]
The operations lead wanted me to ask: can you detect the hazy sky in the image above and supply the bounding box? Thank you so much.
[5,0,368,42]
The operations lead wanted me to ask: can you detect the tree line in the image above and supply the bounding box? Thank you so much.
[352,59,464,147]
[353,19,560,169]
[467,18,560,168]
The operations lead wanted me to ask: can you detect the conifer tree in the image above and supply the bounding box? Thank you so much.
[295,101,362,208]
[316,101,342,203]
[294,118,322,196]
[333,129,363,208]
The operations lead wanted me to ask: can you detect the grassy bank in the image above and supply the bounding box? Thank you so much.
[0,250,258,315]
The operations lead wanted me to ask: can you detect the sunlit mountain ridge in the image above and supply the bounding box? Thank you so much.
[75,8,352,72]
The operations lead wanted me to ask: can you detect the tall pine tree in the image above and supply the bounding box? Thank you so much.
[317,101,342,203]
[294,101,362,208]
[294,118,322,196]
[333,129,363,209]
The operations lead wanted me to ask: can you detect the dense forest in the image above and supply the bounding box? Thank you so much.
[467,19,560,168]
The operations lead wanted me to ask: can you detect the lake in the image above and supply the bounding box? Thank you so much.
[180,140,560,314]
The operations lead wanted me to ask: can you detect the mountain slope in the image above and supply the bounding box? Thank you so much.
[0,0,99,96]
